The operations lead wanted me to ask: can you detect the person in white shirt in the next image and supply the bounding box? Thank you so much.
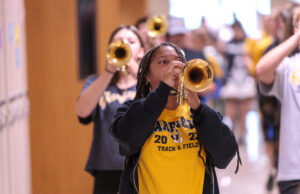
[256,7,300,194]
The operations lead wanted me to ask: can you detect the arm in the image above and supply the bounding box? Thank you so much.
[192,103,237,169]
[111,82,172,156]
[76,56,140,118]
[256,31,300,84]
[76,70,115,118]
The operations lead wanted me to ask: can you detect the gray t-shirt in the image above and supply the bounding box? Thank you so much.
[78,75,136,175]
[259,53,300,181]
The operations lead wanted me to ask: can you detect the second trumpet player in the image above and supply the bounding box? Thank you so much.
[76,25,145,194]
[106,26,145,74]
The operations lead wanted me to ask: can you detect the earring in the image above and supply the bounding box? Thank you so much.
[146,81,151,91]
[146,81,150,87]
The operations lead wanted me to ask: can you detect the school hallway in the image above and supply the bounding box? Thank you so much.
[217,110,279,194]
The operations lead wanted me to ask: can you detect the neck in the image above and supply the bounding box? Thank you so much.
[116,72,137,90]
[165,96,180,110]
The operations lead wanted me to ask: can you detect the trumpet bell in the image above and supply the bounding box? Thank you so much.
[181,59,214,92]
[146,14,168,38]
[106,40,132,70]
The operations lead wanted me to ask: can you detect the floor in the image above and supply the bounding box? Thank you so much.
[216,110,280,194]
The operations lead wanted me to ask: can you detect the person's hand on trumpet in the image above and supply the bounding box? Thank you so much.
[185,89,201,110]
[162,61,183,89]
[105,61,118,75]
[162,61,201,110]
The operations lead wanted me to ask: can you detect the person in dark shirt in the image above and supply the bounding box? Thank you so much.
[111,42,241,194]
[76,25,144,194]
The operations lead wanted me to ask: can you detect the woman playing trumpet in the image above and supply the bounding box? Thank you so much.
[111,42,241,194]
[76,25,144,194]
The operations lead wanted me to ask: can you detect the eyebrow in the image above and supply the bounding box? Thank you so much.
[156,54,181,59]
[174,56,182,60]
[156,56,168,59]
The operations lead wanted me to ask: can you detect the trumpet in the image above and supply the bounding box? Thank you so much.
[146,14,168,38]
[177,59,214,104]
[106,40,132,72]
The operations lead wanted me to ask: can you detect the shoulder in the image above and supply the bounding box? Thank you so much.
[80,74,99,93]
[278,53,300,72]
[83,74,98,87]
[286,52,300,64]
[85,74,98,82]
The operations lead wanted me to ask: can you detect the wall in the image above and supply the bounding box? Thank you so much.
[0,0,31,193]
[25,1,93,194]
[97,0,146,72]
[146,0,169,16]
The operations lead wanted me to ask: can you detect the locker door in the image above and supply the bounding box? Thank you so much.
[2,0,31,193]
[0,0,11,193]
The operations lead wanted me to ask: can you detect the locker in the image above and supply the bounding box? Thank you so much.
[0,1,11,194]
[7,119,31,194]
[1,0,31,193]
[4,0,27,98]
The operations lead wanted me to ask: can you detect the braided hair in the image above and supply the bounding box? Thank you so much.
[134,42,186,100]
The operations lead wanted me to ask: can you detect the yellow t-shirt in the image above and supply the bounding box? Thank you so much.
[138,102,206,194]
[245,32,273,76]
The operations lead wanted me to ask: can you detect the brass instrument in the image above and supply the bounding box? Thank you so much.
[146,14,168,38]
[177,59,214,104]
[106,40,132,72]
